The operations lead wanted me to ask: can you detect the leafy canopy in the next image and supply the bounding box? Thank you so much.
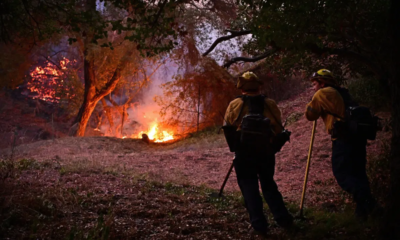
[223,0,391,79]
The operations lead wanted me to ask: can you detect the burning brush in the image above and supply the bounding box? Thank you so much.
[136,122,174,143]
[121,121,175,143]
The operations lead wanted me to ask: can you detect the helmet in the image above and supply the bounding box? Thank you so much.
[237,71,264,91]
[310,69,337,86]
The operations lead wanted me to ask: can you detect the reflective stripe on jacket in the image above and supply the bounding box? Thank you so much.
[223,94,282,136]
[305,87,345,134]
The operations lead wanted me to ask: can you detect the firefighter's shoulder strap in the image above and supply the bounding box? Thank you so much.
[231,94,285,126]
[260,95,285,131]
[260,95,292,153]
[237,94,285,130]
[234,94,268,120]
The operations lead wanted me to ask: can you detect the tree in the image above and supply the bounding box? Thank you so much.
[0,0,185,136]
[150,0,242,134]
[98,59,162,137]
[69,0,185,136]
[155,57,236,134]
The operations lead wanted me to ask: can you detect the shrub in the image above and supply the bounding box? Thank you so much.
[347,77,390,111]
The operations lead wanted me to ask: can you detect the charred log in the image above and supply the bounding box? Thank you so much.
[141,133,150,144]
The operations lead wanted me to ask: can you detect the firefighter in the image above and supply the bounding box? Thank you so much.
[305,69,376,219]
[224,72,293,237]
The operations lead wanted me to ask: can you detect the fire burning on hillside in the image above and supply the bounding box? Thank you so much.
[137,121,174,142]
[118,99,177,143]
[28,57,77,103]
[120,117,175,143]
[26,55,179,143]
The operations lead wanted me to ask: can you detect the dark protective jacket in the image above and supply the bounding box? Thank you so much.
[223,93,282,136]
[305,87,345,134]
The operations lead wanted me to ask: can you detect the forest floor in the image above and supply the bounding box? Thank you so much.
[0,88,391,239]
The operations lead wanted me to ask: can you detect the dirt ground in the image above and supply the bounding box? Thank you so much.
[1,88,390,209]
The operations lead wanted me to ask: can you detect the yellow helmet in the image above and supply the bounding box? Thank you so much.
[237,71,264,91]
[310,69,337,85]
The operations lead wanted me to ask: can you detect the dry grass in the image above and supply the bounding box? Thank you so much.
[0,88,391,239]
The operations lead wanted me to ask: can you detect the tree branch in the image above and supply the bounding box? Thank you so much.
[21,0,42,38]
[202,30,252,56]
[93,49,134,102]
[223,49,278,69]
[40,54,63,71]
[188,2,212,11]
[151,0,167,27]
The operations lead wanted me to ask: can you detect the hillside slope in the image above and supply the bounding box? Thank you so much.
[1,88,390,206]
[0,87,391,239]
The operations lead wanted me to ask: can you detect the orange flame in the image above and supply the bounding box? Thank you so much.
[136,121,174,142]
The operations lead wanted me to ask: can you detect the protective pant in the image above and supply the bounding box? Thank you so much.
[332,138,376,217]
[234,151,291,232]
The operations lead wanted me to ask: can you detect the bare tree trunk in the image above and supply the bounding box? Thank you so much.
[105,94,132,137]
[75,100,97,136]
[197,83,201,133]
[95,111,102,130]
[121,104,127,136]
[73,50,97,136]
[101,98,114,135]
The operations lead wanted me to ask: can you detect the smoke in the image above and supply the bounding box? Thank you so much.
[100,59,178,137]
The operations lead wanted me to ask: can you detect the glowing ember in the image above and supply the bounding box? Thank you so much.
[137,122,174,142]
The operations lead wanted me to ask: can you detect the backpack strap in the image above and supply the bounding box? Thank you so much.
[324,86,353,121]
[261,95,285,131]
[229,95,285,130]
[324,109,345,121]
[230,95,265,125]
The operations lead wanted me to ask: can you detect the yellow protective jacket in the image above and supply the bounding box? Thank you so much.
[224,94,283,136]
[305,87,345,134]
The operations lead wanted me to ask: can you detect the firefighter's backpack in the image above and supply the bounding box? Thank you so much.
[239,95,273,150]
[332,87,380,140]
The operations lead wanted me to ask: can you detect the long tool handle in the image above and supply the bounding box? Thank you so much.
[299,120,317,217]
[218,160,235,197]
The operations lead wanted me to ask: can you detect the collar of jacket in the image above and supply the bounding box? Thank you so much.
[241,91,261,96]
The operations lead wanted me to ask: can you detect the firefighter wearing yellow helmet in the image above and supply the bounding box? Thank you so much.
[223,71,293,237]
[306,69,343,134]
[305,69,377,219]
